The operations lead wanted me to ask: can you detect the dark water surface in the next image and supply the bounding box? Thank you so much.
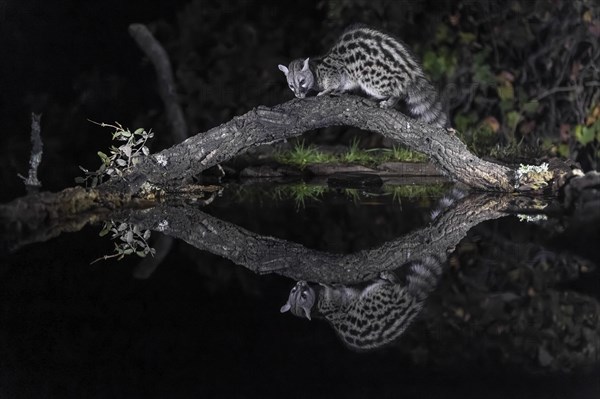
[1,183,599,398]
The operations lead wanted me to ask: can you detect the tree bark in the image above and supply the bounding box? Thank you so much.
[119,193,512,284]
[112,95,517,194]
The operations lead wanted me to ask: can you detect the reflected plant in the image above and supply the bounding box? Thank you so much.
[76,122,154,188]
[341,188,361,204]
[91,221,156,264]
[274,182,326,209]
[230,182,448,209]
[384,184,447,205]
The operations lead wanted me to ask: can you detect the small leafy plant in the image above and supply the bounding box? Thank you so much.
[385,146,427,163]
[275,140,426,168]
[274,140,336,168]
[274,182,326,209]
[91,221,156,264]
[339,138,374,164]
[76,122,153,187]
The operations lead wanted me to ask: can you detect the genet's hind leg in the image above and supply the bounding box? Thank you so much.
[379,271,399,283]
[379,96,400,108]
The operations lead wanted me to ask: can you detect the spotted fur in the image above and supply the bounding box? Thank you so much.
[278,25,449,128]
[280,256,442,351]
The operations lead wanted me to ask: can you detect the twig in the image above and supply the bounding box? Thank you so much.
[534,86,581,101]
[128,23,188,143]
[17,113,43,192]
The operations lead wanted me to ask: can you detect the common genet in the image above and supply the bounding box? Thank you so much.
[278,25,448,128]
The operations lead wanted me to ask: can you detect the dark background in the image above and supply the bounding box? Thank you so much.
[0,0,189,200]
[1,203,599,399]
[1,2,599,397]
[0,0,328,200]
[2,0,598,202]
[2,198,599,399]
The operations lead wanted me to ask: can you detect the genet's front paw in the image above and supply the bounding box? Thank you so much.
[379,97,399,108]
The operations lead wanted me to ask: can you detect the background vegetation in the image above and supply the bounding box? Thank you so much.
[168,0,600,166]
[1,0,599,200]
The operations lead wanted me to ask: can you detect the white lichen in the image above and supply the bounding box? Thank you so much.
[157,220,169,231]
[514,162,552,189]
[517,214,548,223]
[516,162,549,179]
[155,154,168,166]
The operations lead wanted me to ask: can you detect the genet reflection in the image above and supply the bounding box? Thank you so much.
[280,256,442,351]
[1,182,599,373]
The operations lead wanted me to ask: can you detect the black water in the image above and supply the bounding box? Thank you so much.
[1,184,599,398]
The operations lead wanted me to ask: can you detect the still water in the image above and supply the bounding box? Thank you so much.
[1,181,598,398]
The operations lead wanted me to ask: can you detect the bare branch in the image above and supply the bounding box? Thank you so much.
[129,23,188,143]
[121,193,512,284]
[18,113,43,192]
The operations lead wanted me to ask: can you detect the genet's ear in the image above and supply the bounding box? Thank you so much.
[302,306,312,320]
[278,64,289,75]
[301,58,310,72]
[280,302,291,313]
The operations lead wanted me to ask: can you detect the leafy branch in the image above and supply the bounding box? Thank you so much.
[76,122,154,188]
[91,220,156,264]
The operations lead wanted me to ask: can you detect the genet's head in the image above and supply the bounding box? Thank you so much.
[278,58,314,99]
[280,280,316,320]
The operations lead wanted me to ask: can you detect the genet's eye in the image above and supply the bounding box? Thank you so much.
[300,292,307,300]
